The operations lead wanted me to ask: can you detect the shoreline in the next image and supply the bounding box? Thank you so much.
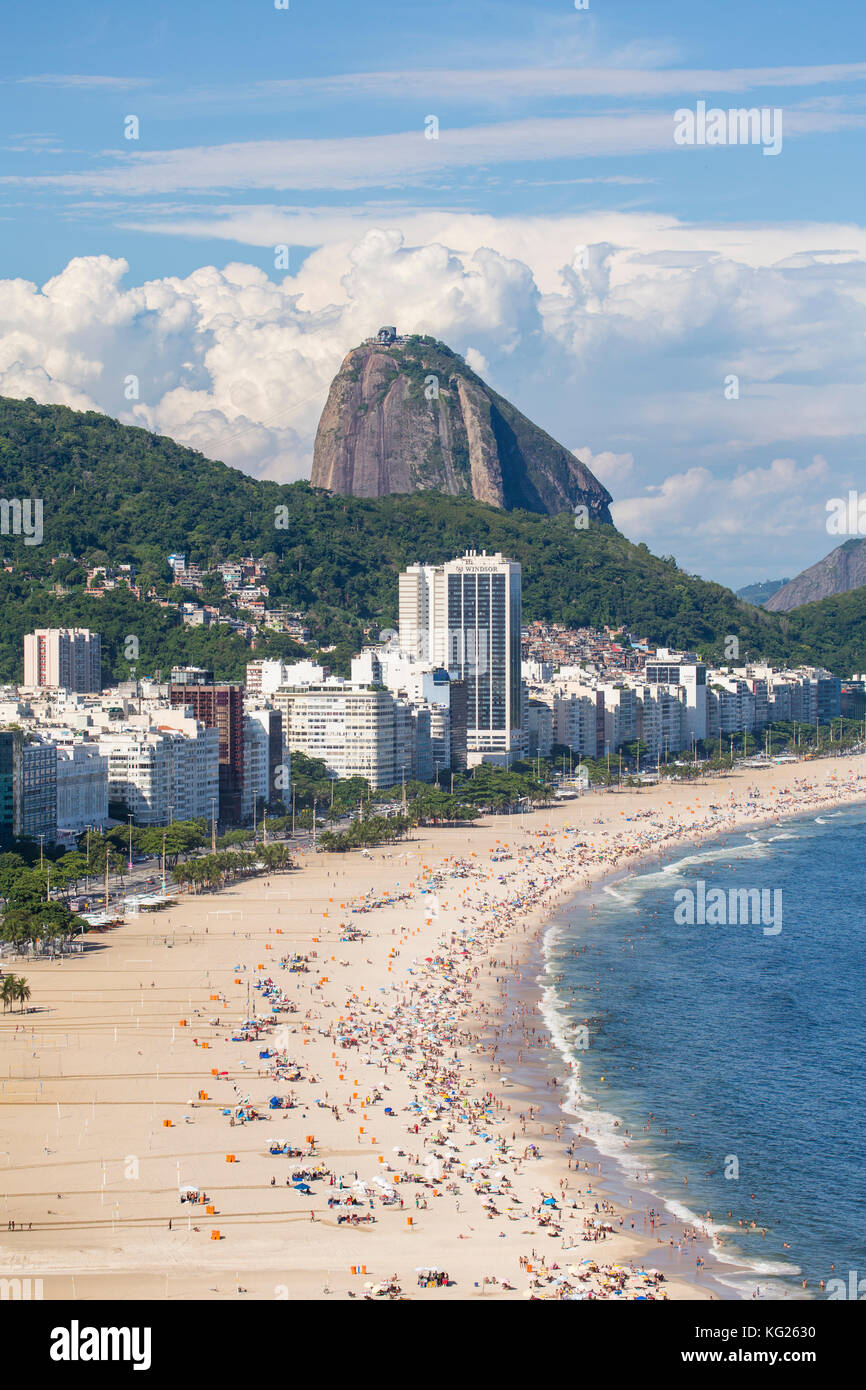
[2,753,865,1300]
[437,756,866,1300]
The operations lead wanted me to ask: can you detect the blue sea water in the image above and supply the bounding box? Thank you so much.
[542,805,866,1298]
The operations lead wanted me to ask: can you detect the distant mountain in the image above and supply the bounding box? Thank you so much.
[311,332,613,520]
[764,539,866,612]
[737,578,790,607]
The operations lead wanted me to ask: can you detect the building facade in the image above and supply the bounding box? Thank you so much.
[241,709,286,822]
[168,682,244,824]
[55,740,109,835]
[643,651,707,742]
[18,738,58,841]
[399,552,524,762]
[23,628,102,693]
[0,729,22,844]
[97,722,218,826]
[274,684,410,790]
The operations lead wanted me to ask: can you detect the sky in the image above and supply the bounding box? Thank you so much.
[1,0,865,589]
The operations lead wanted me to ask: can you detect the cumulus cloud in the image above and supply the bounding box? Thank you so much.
[614,455,830,537]
[572,446,635,488]
[612,456,835,582]
[0,235,547,480]
[464,347,489,375]
[1,213,865,585]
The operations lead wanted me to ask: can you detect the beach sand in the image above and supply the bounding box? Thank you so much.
[3,753,865,1301]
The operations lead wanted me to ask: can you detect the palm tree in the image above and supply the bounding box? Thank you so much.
[263,844,291,871]
[1,974,17,1013]
[14,976,31,1013]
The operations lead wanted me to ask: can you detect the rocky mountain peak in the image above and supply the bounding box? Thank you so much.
[310,334,613,521]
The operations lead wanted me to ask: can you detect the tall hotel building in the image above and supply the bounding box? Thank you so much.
[399,551,523,760]
[23,628,102,693]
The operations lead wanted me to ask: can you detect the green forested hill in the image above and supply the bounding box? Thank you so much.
[0,393,860,679]
[0,577,304,685]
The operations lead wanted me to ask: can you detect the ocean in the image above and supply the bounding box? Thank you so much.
[540,804,866,1299]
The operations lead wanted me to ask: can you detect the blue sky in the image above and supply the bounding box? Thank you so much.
[1,0,865,588]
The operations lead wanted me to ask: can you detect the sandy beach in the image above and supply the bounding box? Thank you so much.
[3,753,866,1301]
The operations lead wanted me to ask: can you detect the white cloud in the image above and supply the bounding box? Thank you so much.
[613,456,830,538]
[1,214,865,587]
[6,105,866,197]
[15,74,153,89]
[572,446,635,488]
[253,62,866,103]
[464,347,489,375]
[612,456,834,582]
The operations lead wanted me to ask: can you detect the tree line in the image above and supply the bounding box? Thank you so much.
[171,843,292,892]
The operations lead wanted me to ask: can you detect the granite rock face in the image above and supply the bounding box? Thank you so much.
[311,336,613,520]
[764,538,866,611]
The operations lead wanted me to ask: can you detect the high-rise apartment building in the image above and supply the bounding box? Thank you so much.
[399,552,523,761]
[553,687,604,759]
[274,684,432,790]
[19,738,57,841]
[23,628,102,693]
[0,729,22,844]
[246,660,324,695]
[635,686,686,758]
[242,708,286,821]
[643,650,707,742]
[0,731,59,844]
[525,699,554,759]
[168,682,244,823]
[55,739,109,835]
[98,722,218,826]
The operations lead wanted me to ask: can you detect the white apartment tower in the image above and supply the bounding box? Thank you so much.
[274,685,400,790]
[399,552,523,760]
[643,650,708,742]
[98,721,218,825]
[246,659,324,695]
[55,740,109,834]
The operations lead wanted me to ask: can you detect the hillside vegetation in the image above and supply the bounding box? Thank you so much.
[0,394,860,679]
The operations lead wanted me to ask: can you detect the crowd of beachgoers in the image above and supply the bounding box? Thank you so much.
[2,758,864,1299]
